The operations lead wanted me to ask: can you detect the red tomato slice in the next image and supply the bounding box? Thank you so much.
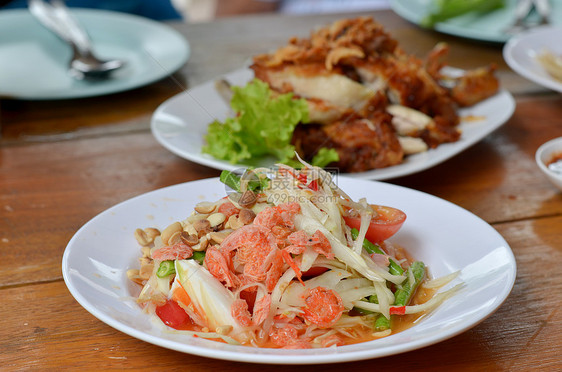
[343,205,406,243]
[302,266,329,278]
[155,299,192,330]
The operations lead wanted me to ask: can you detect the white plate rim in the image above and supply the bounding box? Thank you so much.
[150,68,515,180]
[62,177,517,364]
[503,25,562,93]
[0,8,190,100]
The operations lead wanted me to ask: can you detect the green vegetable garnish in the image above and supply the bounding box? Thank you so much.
[191,251,206,265]
[350,228,404,276]
[203,79,309,165]
[219,170,269,192]
[352,294,378,315]
[374,315,391,331]
[220,170,242,191]
[350,230,422,332]
[310,147,340,168]
[421,0,505,28]
[394,261,426,306]
[156,260,176,278]
[373,262,426,332]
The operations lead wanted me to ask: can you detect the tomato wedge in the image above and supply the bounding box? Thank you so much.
[302,266,329,277]
[343,205,406,243]
[155,299,192,330]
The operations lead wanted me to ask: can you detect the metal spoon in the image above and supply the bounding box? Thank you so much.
[533,0,551,26]
[504,0,534,35]
[28,0,125,79]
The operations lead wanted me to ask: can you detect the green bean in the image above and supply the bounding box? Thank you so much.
[372,262,425,331]
[374,315,391,331]
[367,294,391,331]
[394,261,426,306]
[355,295,391,330]
[191,251,206,265]
[352,294,377,315]
[350,228,404,275]
[156,252,206,279]
[156,260,176,278]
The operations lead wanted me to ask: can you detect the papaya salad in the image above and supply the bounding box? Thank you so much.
[127,163,462,348]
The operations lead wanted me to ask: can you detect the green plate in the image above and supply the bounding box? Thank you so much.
[390,0,562,43]
[0,9,189,100]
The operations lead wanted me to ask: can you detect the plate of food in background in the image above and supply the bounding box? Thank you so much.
[390,0,562,44]
[503,25,562,93]
[151,17,514,180]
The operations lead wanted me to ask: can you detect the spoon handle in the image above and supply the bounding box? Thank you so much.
[49,0,94,56]
[28,0,75,44]
[28,0,93,56]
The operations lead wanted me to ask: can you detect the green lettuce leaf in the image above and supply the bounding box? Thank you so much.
[203,79,309,164]
[311,148,340,168]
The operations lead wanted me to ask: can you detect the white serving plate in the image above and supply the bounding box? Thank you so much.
[503,25,562,93]
[63,177,516,364]
[151,68,515,180]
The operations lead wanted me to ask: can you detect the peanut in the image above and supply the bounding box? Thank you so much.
[134,228,150,246]
[192,235,209,252]
[141,246,151,258]
[194,201,217,214]
[207,212,226,228]
[161,222,183,245]
[139,258,154,280]
[168,230,183,245]
[182,222,197,236]
[193,218,211,232]
[238,190,257,208]
[238,208,256,225]
[134,227,161,246]
[226,214,244,230]
[144,227,160,241]
[180,231,199,246]
[208,230,232,244]
[126,269,143,285]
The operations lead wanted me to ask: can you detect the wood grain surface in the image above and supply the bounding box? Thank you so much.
[1,9,561,371]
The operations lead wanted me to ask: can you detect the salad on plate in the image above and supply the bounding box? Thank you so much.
[127,162,462,348]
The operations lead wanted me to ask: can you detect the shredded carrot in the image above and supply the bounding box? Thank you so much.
[173,281,192,307]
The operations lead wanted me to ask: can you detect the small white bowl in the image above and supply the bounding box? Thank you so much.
[536,137,562,191]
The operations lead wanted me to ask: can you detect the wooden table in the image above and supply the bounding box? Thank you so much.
[1,9,561,371]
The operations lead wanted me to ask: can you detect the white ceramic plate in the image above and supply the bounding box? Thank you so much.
[390,0,562,44]
[0,9,189,100]
[62,177,516,364]
[151,68,515,180]
[503,25,562,93]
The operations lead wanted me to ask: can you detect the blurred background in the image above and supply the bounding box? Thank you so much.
[0,0,392,22]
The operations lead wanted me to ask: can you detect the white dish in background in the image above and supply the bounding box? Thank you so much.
[536,136,562,191]
[151,68,515,180]
[503,25,562,93]
[390,0,562,44]
[0,9,189,100]
[62,177,516,364]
